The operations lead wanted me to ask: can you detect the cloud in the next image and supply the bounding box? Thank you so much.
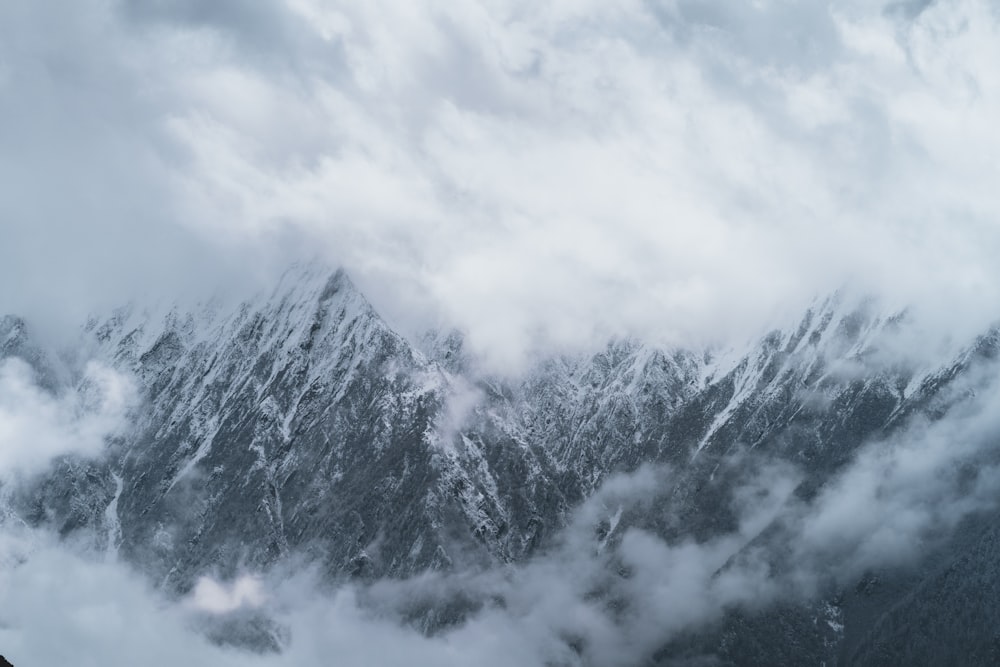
[787,364,1000,582]
[187,575,267,615]
[0,0,265,343]
[0,359,134,479]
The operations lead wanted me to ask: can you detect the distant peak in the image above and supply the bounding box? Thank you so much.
[267,263,383,331]
[271,262,361,303]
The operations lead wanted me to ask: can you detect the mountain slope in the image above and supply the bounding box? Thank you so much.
[3,268,1000,664]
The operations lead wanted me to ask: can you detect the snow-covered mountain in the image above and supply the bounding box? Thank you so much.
[3,265,999,664]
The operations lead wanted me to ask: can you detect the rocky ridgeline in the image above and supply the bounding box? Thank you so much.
[2,266,998,664]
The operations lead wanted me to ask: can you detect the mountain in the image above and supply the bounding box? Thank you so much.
[2,265,999,664]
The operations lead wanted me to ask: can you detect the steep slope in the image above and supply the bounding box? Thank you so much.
[12,266,580,591]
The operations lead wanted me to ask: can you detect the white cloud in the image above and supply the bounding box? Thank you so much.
[0,527,258,667]
[0,359,134,478]
[188,575,267,615]
[148,0,1000,366]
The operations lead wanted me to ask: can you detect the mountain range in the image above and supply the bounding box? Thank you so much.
[3,264,999,665]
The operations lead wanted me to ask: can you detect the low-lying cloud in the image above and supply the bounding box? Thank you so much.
[0,359,134,479]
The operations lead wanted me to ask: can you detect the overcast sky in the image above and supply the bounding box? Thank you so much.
[2,0,999,363]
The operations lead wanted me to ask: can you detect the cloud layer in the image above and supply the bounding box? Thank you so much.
[3,347,1000,666]
[2,0,1000,365]
[0,359,133,479]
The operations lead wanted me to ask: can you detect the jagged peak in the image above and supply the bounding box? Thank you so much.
[74,262,427,399]
[82,263,383,350]
[267,263,375,317]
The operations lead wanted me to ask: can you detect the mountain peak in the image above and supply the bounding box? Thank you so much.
[270,263,370,311]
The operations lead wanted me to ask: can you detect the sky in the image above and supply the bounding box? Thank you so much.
[2,0,1000,366]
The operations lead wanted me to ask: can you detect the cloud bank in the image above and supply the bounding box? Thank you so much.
[3,0,1000,365]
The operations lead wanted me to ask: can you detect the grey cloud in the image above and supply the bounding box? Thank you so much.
[4,0,1000,368]
[119,0,292,42]
[117,0,352,84]
[655,0,844,71]
[885,0,938,19]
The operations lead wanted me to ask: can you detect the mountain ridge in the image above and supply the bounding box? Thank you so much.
[3,265,999,664]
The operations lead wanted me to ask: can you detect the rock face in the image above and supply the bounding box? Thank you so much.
[3,265,1000,664]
